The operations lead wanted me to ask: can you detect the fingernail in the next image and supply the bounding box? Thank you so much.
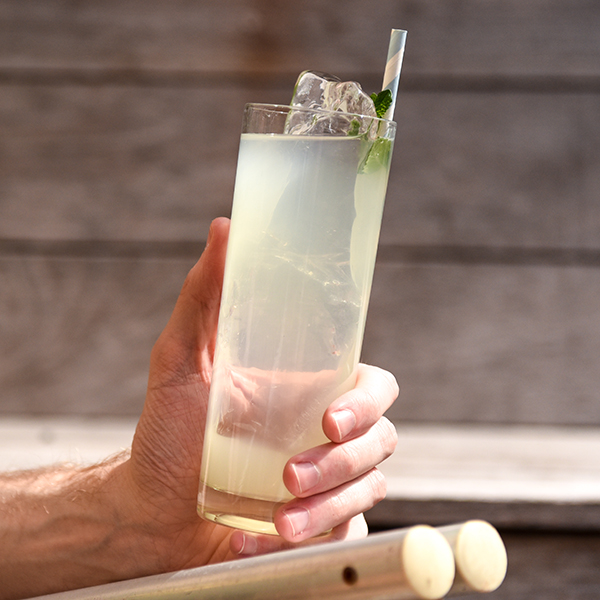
[282,507,310,537]
[332,409,356,440]
[237,533,258,555]
[291,461,321,493]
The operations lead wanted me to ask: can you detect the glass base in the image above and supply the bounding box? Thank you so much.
[198,484,287,535]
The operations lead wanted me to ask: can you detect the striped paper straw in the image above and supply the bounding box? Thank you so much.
[381,29,407,121]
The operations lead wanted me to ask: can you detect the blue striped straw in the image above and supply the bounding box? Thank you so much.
[382,29,407,121]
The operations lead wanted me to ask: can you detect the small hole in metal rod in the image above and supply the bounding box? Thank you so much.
[342,566,358,585]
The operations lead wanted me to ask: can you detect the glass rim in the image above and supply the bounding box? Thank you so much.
[245,102,396,126]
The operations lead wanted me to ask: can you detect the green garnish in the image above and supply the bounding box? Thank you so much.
[343,88,394,173]
[348,118,361,136]
[359,137,393,174]
[370,89,393,119]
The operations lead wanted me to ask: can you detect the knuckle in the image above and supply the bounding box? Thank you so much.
[382,368,400,400]
[350,384,378,414]
[340,441,365,478]
[367,468,388,504]
[360,367,399,415]
[328,491,350,522]
[378,417,399,457]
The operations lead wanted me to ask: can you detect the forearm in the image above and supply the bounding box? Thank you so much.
[0,452,160,600]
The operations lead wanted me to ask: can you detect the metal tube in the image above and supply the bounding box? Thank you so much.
[31,525,457,600]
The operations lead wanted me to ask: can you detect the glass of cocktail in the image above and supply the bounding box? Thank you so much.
[198,30,407,535]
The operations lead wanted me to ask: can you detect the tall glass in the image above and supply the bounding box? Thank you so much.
[197,103,396,534]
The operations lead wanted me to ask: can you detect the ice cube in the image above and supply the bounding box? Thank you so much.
[291,70,342,110]
[285,70,378,137]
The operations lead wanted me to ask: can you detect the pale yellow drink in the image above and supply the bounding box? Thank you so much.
[198,104,395,534]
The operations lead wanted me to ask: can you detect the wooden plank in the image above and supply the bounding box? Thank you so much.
[382,424,600,504]
[440,530,600,599]
[2,85,600,249]
[2,416,599,534]
[2,255,600,426]
[0,84,257,243]
[6,419,600,595]
[0,255,195,415]
[367,424,600,532]
[0,416,136,472]
[363,262,600,425]
[1,0,600,80]
[474,531,600,600]
[368,498,600,532]
[385,91,600,250]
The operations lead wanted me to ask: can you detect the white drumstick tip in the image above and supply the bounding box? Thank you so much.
[402,525,456,599]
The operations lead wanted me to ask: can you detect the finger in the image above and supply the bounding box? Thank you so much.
[322,364,399,443]
[283,416,397,498]
[230,515,368,557]
[274,468,387,543]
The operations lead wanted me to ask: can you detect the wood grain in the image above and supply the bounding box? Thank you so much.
[366,424,600,532]
[0,255,194,415]
[1,0,600,80]
[447,531,600,600]
[2,416,600,600]
[364,262,600,425]
[2,255,600,426]
[0,85,251,243]
[2,417,598,533]
[386,92,600,250]
[2,85,600,251]
[1,2,600,590]
[382,424,600,504]
[1,3,599,431]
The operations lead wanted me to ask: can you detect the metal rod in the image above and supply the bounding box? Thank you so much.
[31,522,506,600]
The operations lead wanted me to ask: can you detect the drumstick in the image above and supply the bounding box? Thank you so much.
[439,520,508,594]
[30,521,507,600]
[30,524,455,600]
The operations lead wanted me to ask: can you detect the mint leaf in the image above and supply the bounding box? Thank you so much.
[359,137,393,174]
[370,89,393,119]
[347,118,361,136]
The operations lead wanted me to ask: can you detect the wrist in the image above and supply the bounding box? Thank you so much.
[0,453,166,599]
[93,455,175,580]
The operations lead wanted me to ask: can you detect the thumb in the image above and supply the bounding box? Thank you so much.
[150,217,230,383]
[173,216,230,335]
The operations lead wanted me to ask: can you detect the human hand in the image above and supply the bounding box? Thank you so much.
[216,365,341,441]
[229,363,399,555]
[113,217,398,574]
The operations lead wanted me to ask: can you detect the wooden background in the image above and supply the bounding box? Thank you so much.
[1,1,600,597]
